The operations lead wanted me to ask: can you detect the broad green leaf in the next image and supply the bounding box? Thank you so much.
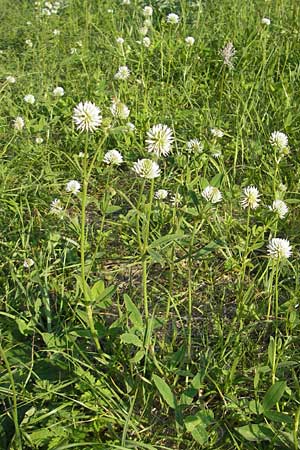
[263,410,293,424]
[236,423,274,442]
[262,381,286,411]
[210,173,223,187]
[191,426,208,445]
[152,374,176,409]
[124,294,143,330]
[120,333,143,348]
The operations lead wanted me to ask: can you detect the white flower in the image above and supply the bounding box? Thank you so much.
[155,189,168,200]
[133,159,160,179]
[269,200,288,219]
[6,76,16,83]
[139,26,148,36]
[23,258,35,268]
[143,6,153,17]
[26,21,32,25]
[202,186,222,203]
[126,122,135,131]
[14,117,24,131]
[143,37,151,47]
[53,86,64,97]
[35,137,44,144]
[50,198,63,215]
[25,39,33,47]
[241,186,261,209]
[110,98,130,119]
[267,238,292,260]
[24,94,35,104]
[269,131,288,150]
[171,192,183,206]
[107,8,113,13]
[261,17,271,25]
[220,41,236,68]
[122,0,130,4]
[146,124,174,157]
[187,138,203,152]
[185,36,195,46]
[73,101,102,132]
[66,180,81,194]
[116,37,124,45]
[114,65,130,80]
[210,128,224,138]
[167,13,179,24]
[70,47,77,54]
[103,149,123,165]
[53,29,60,35]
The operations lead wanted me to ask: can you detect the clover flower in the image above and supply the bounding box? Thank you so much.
[241,186,261,209]
[6,76,16,83]
[261,17,271,25]
[167,13,179,24]
[116,37,124,45]
[114,65,130,80]
[146,124,174,157]
[202,186,222,203]
[53,86,64,97]
[269,131,288,150]
[269,200,288,219]
[133,159,160,179]
[23,258,35,268]
[25,39,33,47]
[185,36,195,46]
[110,98,130,119]
[171,192,183,206]
[143,37,151,47]
[66,180,81,194]
[187,138,203,153]
[103,149,123,165]
[24,94,35,104]
[13,117,24,131]
[73,101,102,132]
[143,6,153,17]
[50,198,63,215]
[35,137,44,144]
[210,128,224,138]
[267,238,292,260]
[155,189,168,200]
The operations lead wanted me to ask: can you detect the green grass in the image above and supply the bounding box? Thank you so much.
[1,0,300,448]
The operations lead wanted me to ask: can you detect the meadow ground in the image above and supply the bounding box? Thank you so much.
[0,0,300,449]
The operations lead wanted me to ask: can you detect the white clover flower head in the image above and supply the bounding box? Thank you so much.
[202,186,222,203]
[171,192,183,206]
[269,200,288,219]
[6,75,16,83]
[241,186,261,209]
[103,149,123,165]
[53,86,64,97]
[53,29,60,35]
[167,13,179,24]
[35,137,44,144]
[107,8,113,13]
[267,238,292,260]
[269,131,288,150]
[66,180,81,194]
[23,258,35,268]
[143,37,151,47]
[114,65,130,80]
[24,94,35,104]
[278,183,287,192]
[133,159,160,179]
[139,26,149,36]
[14,117,25,131]
[143,6,153,17]
[126,122,135,132]
[116,37,124,45]
[73,101,102,132]
[76,40,83,48]
[110,98,130,119]
[27,21,32,25]
[220,41,236,68]
[50,198,63,216]
[261,17,271,25]
[185,36,195,46]
[187,138,203,153]
[78,151,84,158]
[70,47,77,54]
[25,39,33,47]
[210,128,224,138]
[146,124,174,157]
[155,189,168,200]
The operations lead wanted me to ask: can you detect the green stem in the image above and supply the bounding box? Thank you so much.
[0,344,22,449]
